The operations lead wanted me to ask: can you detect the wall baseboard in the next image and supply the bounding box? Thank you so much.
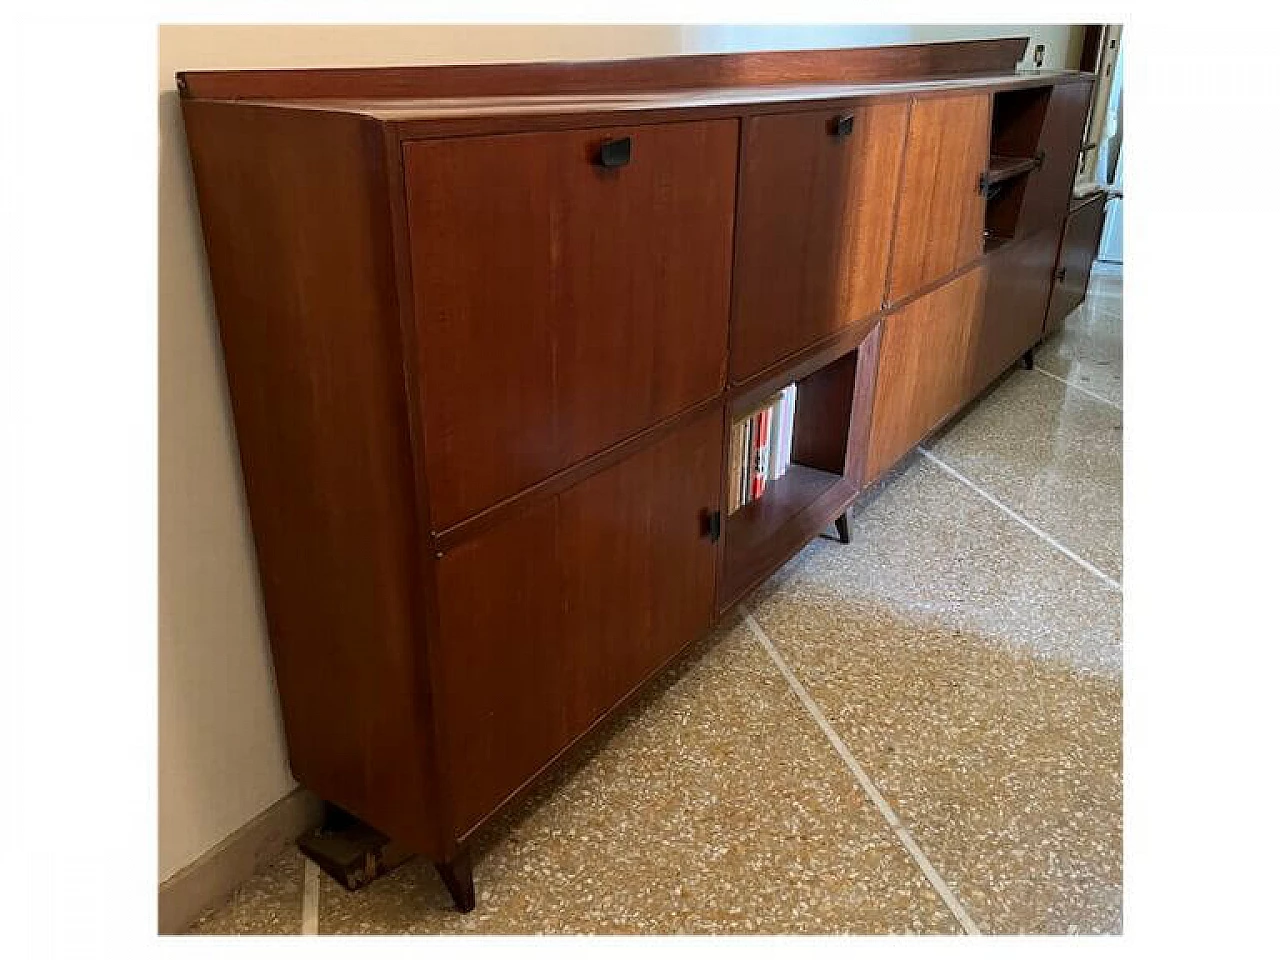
[158,787,323,934]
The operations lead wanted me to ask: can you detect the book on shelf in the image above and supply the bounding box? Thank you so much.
[750,405,770,500]
[726,384,798,515]
[770,383,796,481]
[727,417,745,513]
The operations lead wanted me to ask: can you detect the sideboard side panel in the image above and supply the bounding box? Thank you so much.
[181,102,443,856]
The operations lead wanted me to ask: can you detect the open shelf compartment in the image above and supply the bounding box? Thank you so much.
[983,85,1054,248]
[719,337,873,610]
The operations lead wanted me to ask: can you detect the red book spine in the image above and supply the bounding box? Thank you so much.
[751,408,771,500]
[748,412,760,501]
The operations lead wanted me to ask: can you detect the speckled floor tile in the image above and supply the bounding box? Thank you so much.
[186,845,304,934]
[761,458,1120,675]
[925,368,1122,581]
[1036,275,1123,406]
[745,460,1122,934]
[307,619,962,934]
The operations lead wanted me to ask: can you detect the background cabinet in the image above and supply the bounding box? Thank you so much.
[1045,190,1109,336]
[404,121,737,529]
[730,103,908,381]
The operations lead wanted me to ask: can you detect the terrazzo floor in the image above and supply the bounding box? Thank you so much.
[188,264,1123,936]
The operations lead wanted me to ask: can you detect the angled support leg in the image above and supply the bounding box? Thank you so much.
[435,848,475,913]
[834,510,851,545]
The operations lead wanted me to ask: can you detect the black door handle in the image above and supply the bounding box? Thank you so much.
[830,114,855,138]
[704,509,721,543]
[595,136,632,168]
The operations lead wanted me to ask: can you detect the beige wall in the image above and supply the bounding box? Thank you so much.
[158,23,1083,883]
[682,25,1083,70]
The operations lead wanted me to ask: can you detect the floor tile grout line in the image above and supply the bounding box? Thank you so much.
[1031,365,1123,411]
[740,609,983,936]
[916,448,1122,592]
[300,858,320,935]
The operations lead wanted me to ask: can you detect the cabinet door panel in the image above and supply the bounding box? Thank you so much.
[432,410,722,837]
[888,95,990,303]
[433,499,566,839]
[1017,81,1093,240]
[1046,193,1108,335]
[405,121,737,529]
[969,226,1058,395]
[559,409,721,725]
[731,103,909,381]
[867,266,987,481]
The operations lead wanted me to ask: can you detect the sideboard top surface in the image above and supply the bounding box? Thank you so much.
[189,70,1088,124]
[177,37,1091,123]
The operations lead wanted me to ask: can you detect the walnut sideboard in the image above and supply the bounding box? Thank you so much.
[179,39,1093,911]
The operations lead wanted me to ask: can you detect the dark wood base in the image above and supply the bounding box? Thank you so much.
[1021,346,1035,370]
[297,803,413,891]
[435,849,476,913]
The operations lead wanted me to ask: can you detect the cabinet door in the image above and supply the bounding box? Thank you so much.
[432,410,722,837]
[730,103,909,382]
[867,266,987,481]
[968,226,1059,395]
[1045,193,1108,335]
[1012,81,1093,240]
[404,121,737,529]
[887,95,991,303]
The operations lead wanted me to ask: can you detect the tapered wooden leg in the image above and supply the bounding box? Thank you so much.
[1021,347,1035,370]
[834,510,851,545]
[435,848,475,913]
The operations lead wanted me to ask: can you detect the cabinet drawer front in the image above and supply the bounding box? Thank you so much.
[868,266,987,481]
[432,409,723,837]
[404,120,737,530]
[888,94,990,303]
[730,103,909,382]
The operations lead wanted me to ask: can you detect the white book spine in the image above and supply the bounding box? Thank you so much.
[775,384,796,477]
[766,393,784,480]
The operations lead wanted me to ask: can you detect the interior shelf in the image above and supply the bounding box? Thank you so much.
[985,154,1039,187]
[725,463,842,558]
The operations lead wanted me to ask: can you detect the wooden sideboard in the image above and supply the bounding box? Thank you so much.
[179,39,1093,911]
